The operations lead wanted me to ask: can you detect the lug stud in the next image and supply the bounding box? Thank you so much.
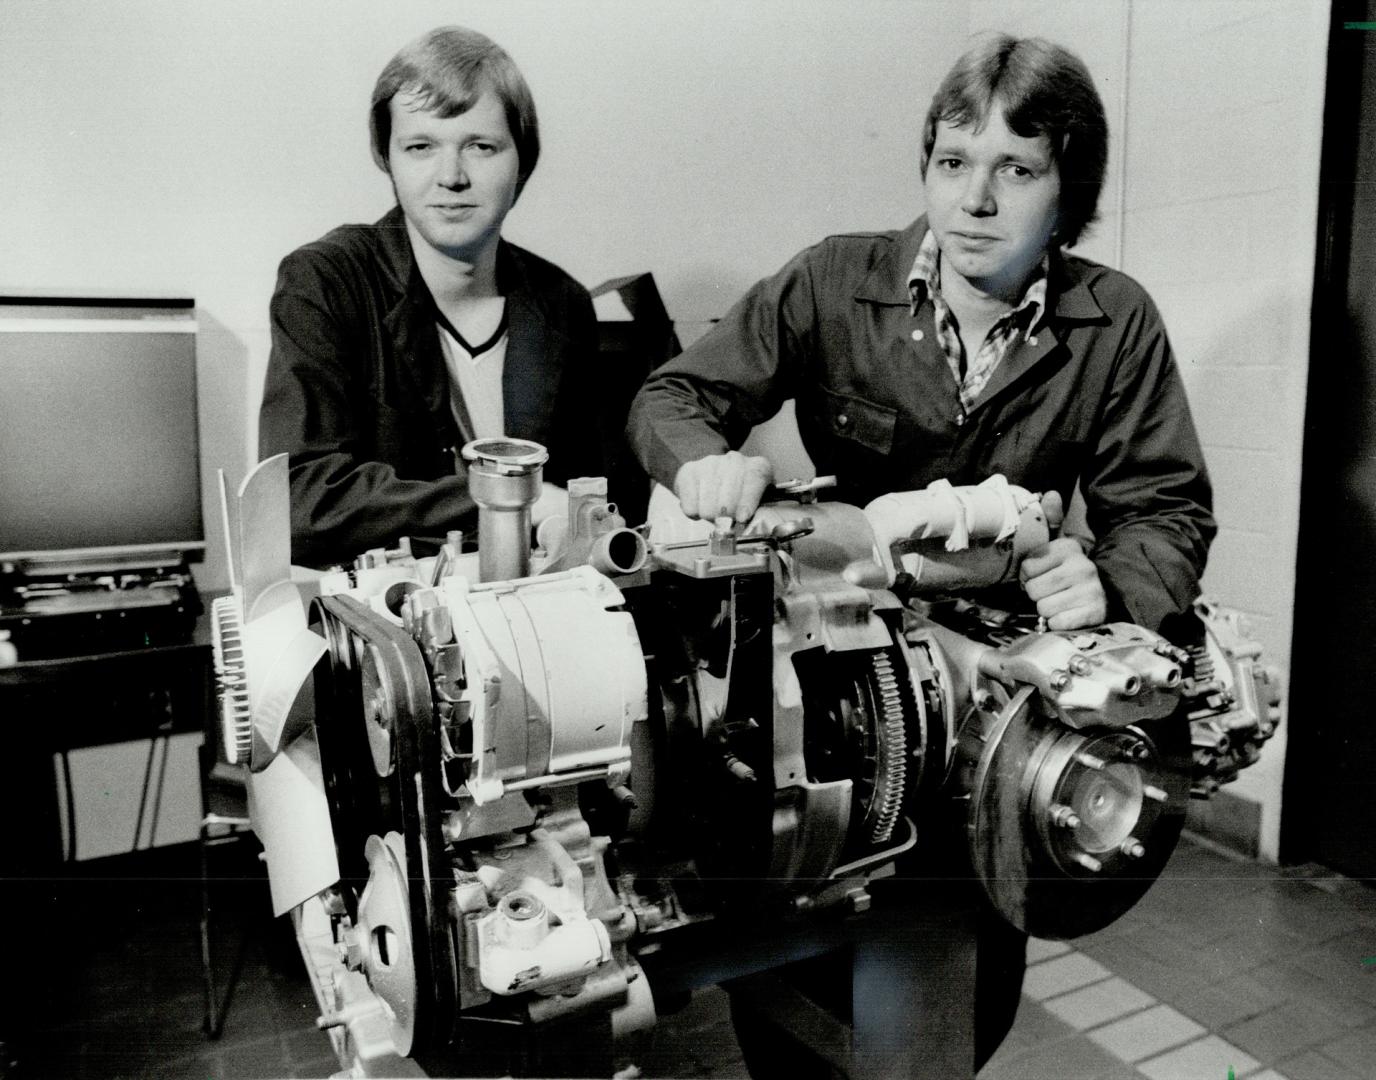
[1049,804,1082,830]
[1071,853,1102,873]
[1144,784,1168,803]
[1075,751,1107,772]
[1121,839,1146,859]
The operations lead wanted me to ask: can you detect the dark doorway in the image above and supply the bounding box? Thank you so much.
[1283,3,1376,876]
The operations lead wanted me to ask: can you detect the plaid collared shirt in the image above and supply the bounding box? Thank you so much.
[908,229,1049,413]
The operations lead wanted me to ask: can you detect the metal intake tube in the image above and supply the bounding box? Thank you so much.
[461,438,549,582]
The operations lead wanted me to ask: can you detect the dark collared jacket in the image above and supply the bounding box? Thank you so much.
[260,207,601,566]
[628,217,1215,634]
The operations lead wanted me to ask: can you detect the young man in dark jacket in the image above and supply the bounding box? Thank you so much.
[261,26,602,567]
[629,35,1213,641]
[627,34,1214,1069]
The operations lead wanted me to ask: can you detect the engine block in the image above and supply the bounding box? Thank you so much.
[211,444,1278,1077]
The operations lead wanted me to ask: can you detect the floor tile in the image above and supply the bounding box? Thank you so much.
[1137,1035,1258,1080]
[981,1027,1122,1080]
[1043,976,1156,1032]
[1022,952,1114,1001]
[1082,902,1164,943]
[1169,843,1280,884]
[1100,948,1213,1003]
[1244,959,1335,1001]
[1090,1064,1150,1080]
[997,998,1079,1059]
[1315,1023,1376,1075]
[1195,925,1311,983]
[1088,1004,1205,1063]
[1274,1047,1367,1079]
[1224,997,1375,1063]
[1169,969,1290,1029]
[1028,936,1074,963]
[1078,932,1155,975]
[1316,875,1376,924]
[1266,880,1369,942]
[1083,923,1221,996]
[22,836,1376,1079]
[1288,932,1376,1005]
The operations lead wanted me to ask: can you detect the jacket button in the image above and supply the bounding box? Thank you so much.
[836,413,851,429]
[910,329,924,342]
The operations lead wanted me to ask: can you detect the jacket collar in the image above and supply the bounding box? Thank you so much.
[854,216,927,304]
[853,214,1106,324]
[376,206,566,445]
[499,241,568,443]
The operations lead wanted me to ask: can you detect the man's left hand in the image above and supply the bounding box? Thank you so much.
[1018,538,1108,630]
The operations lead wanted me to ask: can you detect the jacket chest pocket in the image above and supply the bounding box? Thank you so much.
[818,385,897,456]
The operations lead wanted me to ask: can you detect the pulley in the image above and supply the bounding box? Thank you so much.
[312,593,458,1054]
[353,832,419,1055]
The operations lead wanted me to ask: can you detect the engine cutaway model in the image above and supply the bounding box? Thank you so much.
[211,444,1280,1078]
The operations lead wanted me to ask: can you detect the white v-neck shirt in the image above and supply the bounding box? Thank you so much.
[438,322,509,439]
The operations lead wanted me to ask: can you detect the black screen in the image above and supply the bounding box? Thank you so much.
[0,302,204,564]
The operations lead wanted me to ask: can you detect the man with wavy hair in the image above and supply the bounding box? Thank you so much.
[629,34,1213,1069]
[630,34,1212,643]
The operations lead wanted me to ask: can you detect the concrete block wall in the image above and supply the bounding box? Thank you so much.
[973,0,1330,860]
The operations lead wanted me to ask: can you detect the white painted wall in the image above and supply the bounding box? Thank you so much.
[0,0,969,589]
[971,0,1330,861]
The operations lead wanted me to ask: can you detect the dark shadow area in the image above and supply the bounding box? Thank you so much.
[1284,1,1376,878]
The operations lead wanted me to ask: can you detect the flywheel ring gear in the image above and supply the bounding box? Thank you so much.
[860,648,910,845]
[800,642,918,848]
[210,594,253,765]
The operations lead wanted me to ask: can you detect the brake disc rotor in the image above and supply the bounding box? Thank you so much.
[968,690,1190,938]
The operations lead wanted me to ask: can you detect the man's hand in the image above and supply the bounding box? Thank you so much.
[1019,538,1108,630]
[674,452,774,523]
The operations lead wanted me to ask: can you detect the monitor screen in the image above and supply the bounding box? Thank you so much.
[0,299,204,569]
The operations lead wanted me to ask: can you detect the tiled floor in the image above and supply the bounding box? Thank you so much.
[981,838,1376,1080]
[11,833,1376,1079]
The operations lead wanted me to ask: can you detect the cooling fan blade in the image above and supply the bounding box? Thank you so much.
[210,454,337,915]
